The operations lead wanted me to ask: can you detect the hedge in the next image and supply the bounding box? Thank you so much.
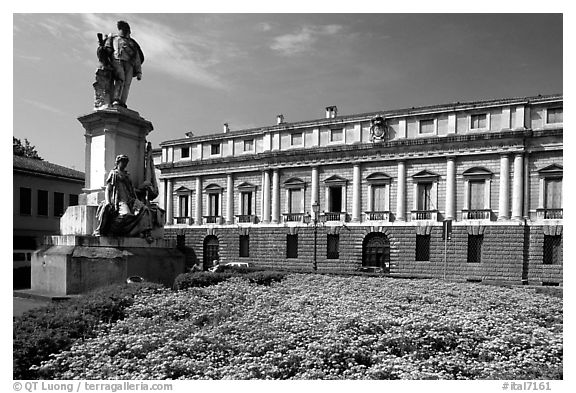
[13,282,163,380]
[173,270,288,291]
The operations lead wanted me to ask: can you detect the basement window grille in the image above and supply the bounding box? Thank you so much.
[415,235,430,261]
[286,234,298,259]
[239,235,250,258]
[543,235,562,265]
[467,235,483,263]
[327,234,340,259]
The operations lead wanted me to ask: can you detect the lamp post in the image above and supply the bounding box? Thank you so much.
[312,201,320,271]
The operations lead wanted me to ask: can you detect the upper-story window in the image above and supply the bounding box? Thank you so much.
[237,182,257,222]
[365,172,392,221]
[181,147,190,159]
[330,128,343,142]
[537,164,562,220]
[291,133,303,147]
[179,194,189,218]
[546,107,563,124]
[37,190,48,216]
[323,175,347,213]
[210,143,221,155]
[411,170,439,221]
[174,186,192,224]
[19,187,32,215]
[417,183,433,210]
[243,139,254,152]
[53,192,65,217]
[470,113,489,130]
[204,184,223,220]
[419,119,436,135]
[462,167,492,220]
[283,178,306,221]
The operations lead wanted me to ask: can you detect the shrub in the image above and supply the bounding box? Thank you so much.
[173,270,289,291]
[245,271,287,286]
[173,272,233,290]
[13,282,163,380]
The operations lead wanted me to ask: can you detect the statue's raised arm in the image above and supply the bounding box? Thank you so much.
[93,20,144,110]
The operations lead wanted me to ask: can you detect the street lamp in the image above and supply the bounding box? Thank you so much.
[312,201,320,271]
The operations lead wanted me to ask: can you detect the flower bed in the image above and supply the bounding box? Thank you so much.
[38,274,562,380]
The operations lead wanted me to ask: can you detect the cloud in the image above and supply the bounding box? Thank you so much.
[255,22,272,32]
[270,25,343,56]
[21,98,68,116]
[77,14,228,90]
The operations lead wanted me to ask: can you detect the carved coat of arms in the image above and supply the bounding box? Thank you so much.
[370,115,389,142]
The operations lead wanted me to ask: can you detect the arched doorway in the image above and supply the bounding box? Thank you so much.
[203,235,219,270]
[362,233,391,273]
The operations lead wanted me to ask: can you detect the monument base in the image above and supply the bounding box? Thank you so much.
[31,236,185,295]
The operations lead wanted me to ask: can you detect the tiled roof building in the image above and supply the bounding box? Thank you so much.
[13,155,85,288]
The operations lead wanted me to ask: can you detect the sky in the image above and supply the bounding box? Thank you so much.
[13,13,563,171]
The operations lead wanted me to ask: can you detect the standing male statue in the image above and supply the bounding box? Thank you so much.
[96,20,144,108]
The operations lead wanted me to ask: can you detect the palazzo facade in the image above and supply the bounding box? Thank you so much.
[157,94,563,285]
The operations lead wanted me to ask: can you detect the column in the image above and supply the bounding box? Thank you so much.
[166,179,174,224]
[511,153,524,220]
[195,177,202,225]
[272,169,280,223]
[162,179,168,212]
[396,160,406,221]
[226,174,234,224]
[311,166,319,219]
[445,157,456,220]
[262,170,271,223]
[352,164,361,222]
[523,153,530,220]
[498,155,510,220]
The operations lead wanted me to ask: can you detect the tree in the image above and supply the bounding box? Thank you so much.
[13,137,42,160]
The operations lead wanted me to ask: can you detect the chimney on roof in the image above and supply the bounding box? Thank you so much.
[185,131,194,138]
[277,114,285,125]
[326,106,337,119]
[223,123,229,133]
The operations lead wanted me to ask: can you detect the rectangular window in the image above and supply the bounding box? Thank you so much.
[244,139,254,152]
[69,194,79,207]
[327,234,340,259]
[417,183,433,211]
[291,133,303,146]
[546,107,563,124]
[289,189,303,213]
[543,235,562,265]
[419,119,435,134]
[239,235,250,258]
[330,129,343,142]
[178,195,189,217]
[37,190,48,216]
[469,180,485,210]
[372,185,387,211]
[19,187,32,215]
[415,235,430,261]
[286,234,298,258]
[211,143,220,155]
[181,147,190,158]
[471,114,487,129]
[53,192,65,217]
[241,192,252,215]
[209,194,220,216]
[545,178,562,209]
[328,186,342,212]
[467,235,483,263]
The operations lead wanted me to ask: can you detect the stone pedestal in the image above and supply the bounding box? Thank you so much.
[30,108,184,296]
[32,236,185,295]
[78,107,153,205]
